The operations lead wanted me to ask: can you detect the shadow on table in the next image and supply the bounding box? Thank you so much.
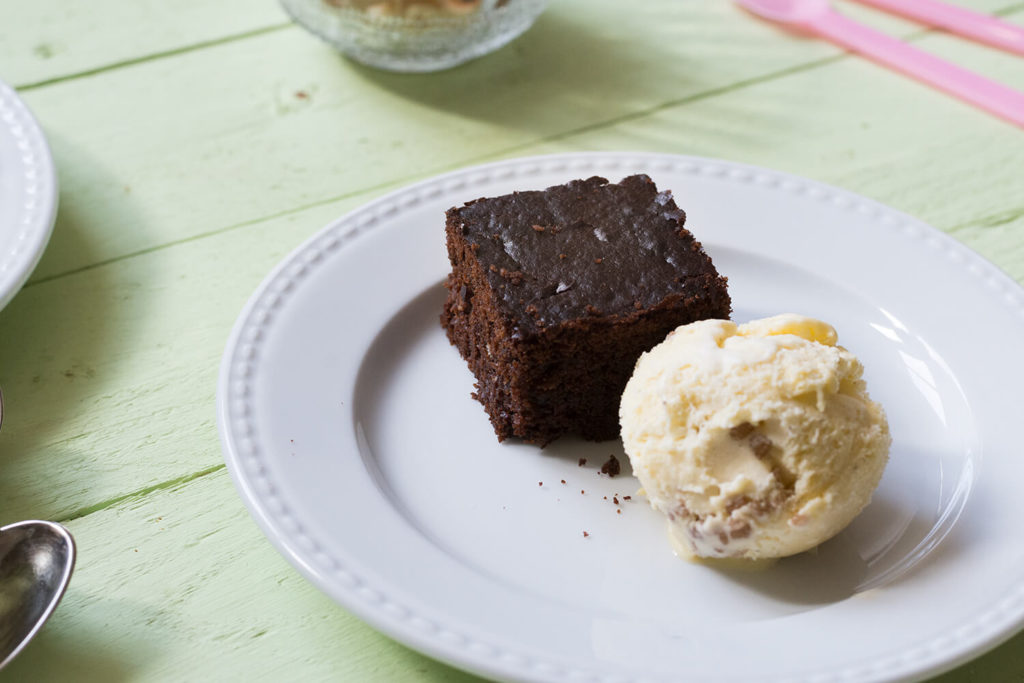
[0,133,150,522]
[0,628,137,683]
[335,7,782,179]
[340,9,733,132]
[0,597,159,683]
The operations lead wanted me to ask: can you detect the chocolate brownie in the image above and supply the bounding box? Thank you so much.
[441,174,730,445]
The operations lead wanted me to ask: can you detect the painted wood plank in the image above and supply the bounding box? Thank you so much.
[17,0,1015,285]
[0,0,288,89]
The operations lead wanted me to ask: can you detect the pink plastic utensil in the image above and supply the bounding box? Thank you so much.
[735,0,1024,128]
[854,0,1024,57]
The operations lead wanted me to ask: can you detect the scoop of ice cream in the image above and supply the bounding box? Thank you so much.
[619,314,890,561]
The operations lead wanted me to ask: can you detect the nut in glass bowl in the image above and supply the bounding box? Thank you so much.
[281,0,552,72]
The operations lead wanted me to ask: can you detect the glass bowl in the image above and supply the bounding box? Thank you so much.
[280,0,552,72]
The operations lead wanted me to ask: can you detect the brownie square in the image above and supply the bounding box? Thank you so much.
[441,174,730,445]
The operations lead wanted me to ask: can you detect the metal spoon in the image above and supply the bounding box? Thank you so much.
[0,391,77,671]
[0,520,76,670]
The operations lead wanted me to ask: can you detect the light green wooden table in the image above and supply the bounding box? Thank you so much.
[1,1,1022,680]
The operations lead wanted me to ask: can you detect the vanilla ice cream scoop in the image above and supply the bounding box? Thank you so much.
[619,314,890,561]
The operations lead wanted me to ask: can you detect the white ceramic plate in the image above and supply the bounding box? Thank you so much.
[0,80,57,311]
[218,152,1024,683]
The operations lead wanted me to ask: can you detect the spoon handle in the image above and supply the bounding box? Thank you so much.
[852,0,1024,57]
[812,10,1024,128]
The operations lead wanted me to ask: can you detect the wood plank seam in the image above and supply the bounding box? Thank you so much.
[55,464,226,524]
[21,178,404,290]
[949,207,1024,232]
[13,23,293,92]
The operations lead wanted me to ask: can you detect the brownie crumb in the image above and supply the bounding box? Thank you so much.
[749,433,774,458]
[559,253,567,260]
[601,455,621,477]
[617,509,622,514]
[613,496,619,505]
[594,258,603,264]
[730,422,755,440]
[578,458,587,466]
[583,531,589,538]
[581,489,585,494]
[498,267,524,284]
[560,479,566,484]
[623,495,632,501]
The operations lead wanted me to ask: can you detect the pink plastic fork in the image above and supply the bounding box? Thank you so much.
[855,0,1024,57]
[736,0,1024,128]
